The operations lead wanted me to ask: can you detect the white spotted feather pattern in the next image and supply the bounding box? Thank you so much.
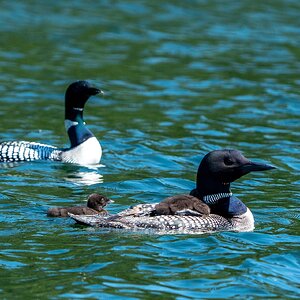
[0,141,62,162]
[68,203,254,234]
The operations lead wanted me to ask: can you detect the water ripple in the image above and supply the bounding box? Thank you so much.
[0,0,299,298]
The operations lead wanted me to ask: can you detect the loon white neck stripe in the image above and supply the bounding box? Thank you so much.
[203,192,233,204]
[64,119,86,131]
[65,120,78,131]
[73,107,83,111]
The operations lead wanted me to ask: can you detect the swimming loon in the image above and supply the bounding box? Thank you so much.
[47,193,112,217]
[69,149,275,234]
[0,80,103,165]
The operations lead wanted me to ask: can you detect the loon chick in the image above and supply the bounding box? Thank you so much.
[0,81,103,165]
[69,149,275,233]
[47,193,112,217]
[153,194,210,216]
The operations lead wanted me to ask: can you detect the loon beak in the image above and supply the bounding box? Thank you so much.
[88,87,104,96]
[107,199,114,204]
[239,161,276,173]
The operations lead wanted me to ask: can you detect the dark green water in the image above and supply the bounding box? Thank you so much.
[0,0,299,299]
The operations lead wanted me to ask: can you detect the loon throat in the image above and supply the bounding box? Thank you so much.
[64,119,96,149]
[65,107,84,122]
[202,192,233,205]
[64,119,84,131]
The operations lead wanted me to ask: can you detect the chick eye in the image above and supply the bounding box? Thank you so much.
[224,157,234,166]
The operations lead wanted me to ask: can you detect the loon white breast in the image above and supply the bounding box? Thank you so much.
[70,149,275,234]
[0,80,103,165]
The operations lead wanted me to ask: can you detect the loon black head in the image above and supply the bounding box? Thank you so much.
[87,193,113,211]
[65,80,103,121]
[193,149,275,199]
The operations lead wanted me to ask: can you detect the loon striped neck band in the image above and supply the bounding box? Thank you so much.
[64,119,86,131]
[203,192,233,205]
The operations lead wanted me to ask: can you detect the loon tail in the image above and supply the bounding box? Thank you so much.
[0,141,63,163]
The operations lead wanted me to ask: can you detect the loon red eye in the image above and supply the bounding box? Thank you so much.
[224,157,234,166]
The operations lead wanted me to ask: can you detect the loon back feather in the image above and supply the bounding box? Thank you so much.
[69,209,255,234]
[0,141,62,162]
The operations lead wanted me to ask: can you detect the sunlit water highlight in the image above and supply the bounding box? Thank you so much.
[0,1,299,299]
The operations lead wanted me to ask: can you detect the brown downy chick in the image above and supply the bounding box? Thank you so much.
[47,193,113,217]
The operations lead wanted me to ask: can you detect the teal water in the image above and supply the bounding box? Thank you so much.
[0,0,299,299]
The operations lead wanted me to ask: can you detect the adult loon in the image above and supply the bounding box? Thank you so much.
[0,80,103,165]
[69,149,275,234]
[47,193,112,217]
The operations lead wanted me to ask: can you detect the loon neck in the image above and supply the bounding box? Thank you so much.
[203,192,233,205]
[64,102,95,148]
[190,186,247,217]
[190,187,232,205]
[65,106,84,122]
[64,117,94,148]
[193,175,232,203]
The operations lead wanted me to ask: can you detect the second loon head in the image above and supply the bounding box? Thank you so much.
[65,80,103,120]
[195,149,275,197]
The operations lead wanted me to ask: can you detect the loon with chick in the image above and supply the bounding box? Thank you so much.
[0,80,103,165]
[69,149,275,234]
[47,193,112,217]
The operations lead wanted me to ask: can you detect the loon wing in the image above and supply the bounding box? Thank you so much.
[0,141,62,162]
[68,204,254,234]
[69,212,233,233]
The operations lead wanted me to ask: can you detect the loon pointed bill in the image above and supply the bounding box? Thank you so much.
[0,80,103,165]
[69,149,275,234]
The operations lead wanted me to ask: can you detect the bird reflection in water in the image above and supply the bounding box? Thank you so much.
[62,164,105,186]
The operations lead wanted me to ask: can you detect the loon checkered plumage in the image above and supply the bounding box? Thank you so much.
[0,81,103,165]
[70,150,275,234]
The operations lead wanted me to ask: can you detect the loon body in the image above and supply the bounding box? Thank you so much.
[0,81,103,165]
[47,193,112,217]
[70,149,275,234]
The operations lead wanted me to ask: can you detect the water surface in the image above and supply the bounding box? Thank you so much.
[0,1,299,299]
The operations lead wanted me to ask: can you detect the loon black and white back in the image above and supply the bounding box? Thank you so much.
[0,80,103,165]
